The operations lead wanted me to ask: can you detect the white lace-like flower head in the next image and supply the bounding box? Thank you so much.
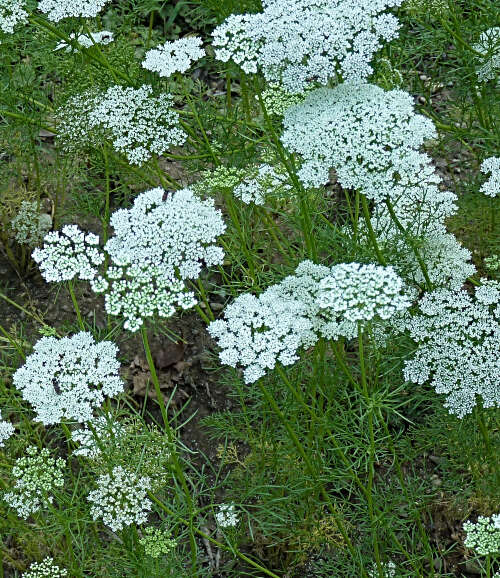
[212,0,404,94]
[11,201,52,247]
[13,332,123,425]
[233,163,291,205]
[32,225,104,282]
[93,187,225,331]
[38,0,111,22]
[209,260,366,383]
[317,262,410,323]
[480,156,500,197]
[215,503,239,528]
[0,410,15,447]
[4,446,65,519]
[404,284,500,417]
[281,83,436,200]
[463,514,500,556]
[22,557,68,578]
[473,27,500,83]
[142,36,205,77]
[0,0,28,33]
[71,416,125,458]
[87,465,152,532]
[88,85,186,165]
[54,30,114,52]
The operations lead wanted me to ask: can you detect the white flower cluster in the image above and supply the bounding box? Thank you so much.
[480,156,500,197]
[215,503,239,528]
[463,514,500,556]
[91,187,225,331]
[403,284,500,417]
[212,0,403,94]
[22,557,67,578]
[233,163,291,205]
[0,410,15,447]
[4,446,65,519]
[376,231,476,291]
[0,0,28,34]
[209,260,408,383]
[317,262,410,322]
[88,85,186,165]
[54,30,114,52]
[258,84,306,117]
[208,262,323,383]
[368,560,396,578]
[193,166,247,194]
[142,36,205,78]
[38,0,111,22]
[139,527,178,558]
[87,465,152,532]
[32,225,104,283]
[11,201,52,246]
[57,85,186,165]
[71,416,125,458]
[281,83,437,198]
[473,27,500,83]
[13,332,123,425]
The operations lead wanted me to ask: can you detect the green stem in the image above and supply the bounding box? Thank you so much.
[140,325,198,571]
[358,325,382,576]
[256,379,367,577]
[256,91,317,260]
[102,146,111,244]
[475,401,500,487]
[68,281,84,330]
[361,195,387,266]
[146,11,155,51]
[384,198,433,291]
[149,492,280,578]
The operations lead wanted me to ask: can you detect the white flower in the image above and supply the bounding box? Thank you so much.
[71,416,125,458]
[57,86,186,165]
[0,0,28,34]
[4,446,65,519]
[317,263,410,323]
[215,503,239,528]
[13,332,123,425]
[142,36,205,77]
[99,187,225,331]
[11,201,52,246]
[281,83,437,200]
[32,225,104,283]
[22,557,67,578]
[463,515,500,556]
[54,30,114,52]
[0,410,15,447]
[208,264,322,383]
[233,163,291,205]
[382,231,476,291]
[368,560,396,578]
[210,260,397,383]
[404,285,500,418]
[258,84,306,117]
[480,156,500,197]
[473,27,500,83]
[38,0,111,21]
[212,0,404,94]
[89,85,186,165]
[87,466,152,532]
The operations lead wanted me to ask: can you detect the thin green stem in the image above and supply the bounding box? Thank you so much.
[140,325,198,570]
[256,379,367,577]
[68,281,84,330]
[149,492,280,578]
[384,198,433,291]
[361,195,387,266]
